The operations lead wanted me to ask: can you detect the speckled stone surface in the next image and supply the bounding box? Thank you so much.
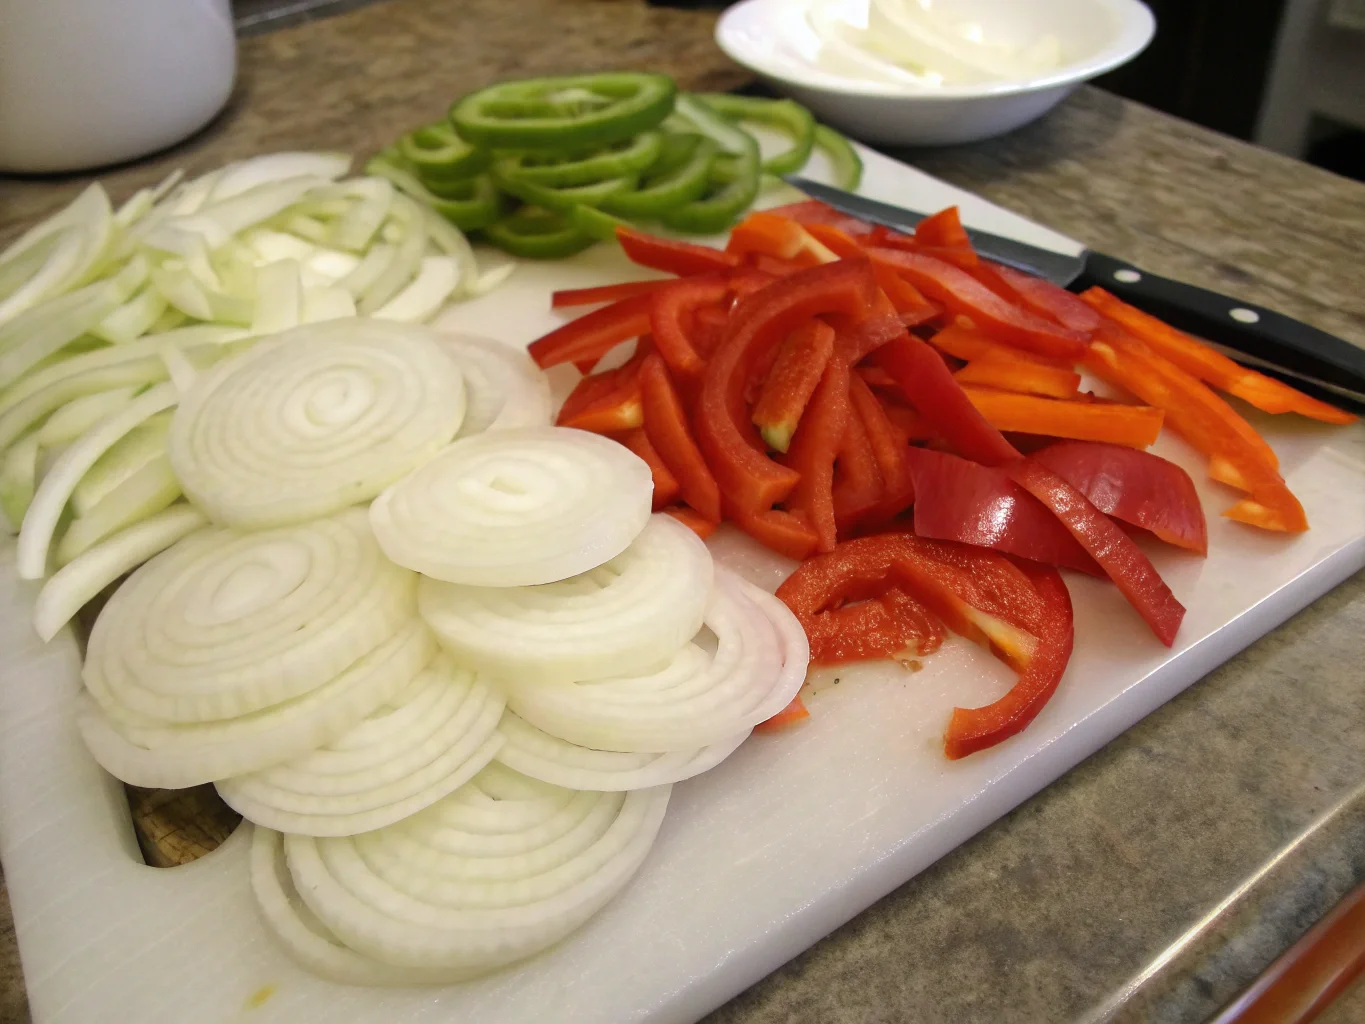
[3,3,1365,1023]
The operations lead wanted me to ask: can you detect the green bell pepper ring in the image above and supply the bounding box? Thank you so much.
[397,122,489,182]
[365,149,504,232]
[657,95,762,234]
[481,206,597,259]
[495,132,664,188]
[567,203,632,242]
[450,72,676,150]
[814,123,863,191]
[600,135,718,219]
[492,166,640,213]
[696,94,816,177]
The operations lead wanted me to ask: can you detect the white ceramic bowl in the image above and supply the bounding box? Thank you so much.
[715,0,1155,147]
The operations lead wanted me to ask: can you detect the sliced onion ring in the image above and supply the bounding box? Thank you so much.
[418,513,713,684]
[495,711,747,791]
[434,333,552,437]
[83,507,417,724]
[217,655,506,837]
[168,318,466,529]
[508,569,809,752]
[371,426,652,586]
[284,764,670,973]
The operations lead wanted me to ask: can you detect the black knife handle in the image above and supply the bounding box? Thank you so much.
[1078,251,1365,393]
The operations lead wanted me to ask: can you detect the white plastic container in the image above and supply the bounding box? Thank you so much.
[0,0,237,173]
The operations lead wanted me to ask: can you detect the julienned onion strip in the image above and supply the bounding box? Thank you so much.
[418,513,713,684]
[16,380,179,579]
[371,426,653,586]
[494,711,747,791]
[83,507,417,723]
[436,333,553,437]
[509,570,809,752]
[78,620,435,788]
[168,319,467,529]
[280,762,671,973]
[216,654,506,837]
[33,504,206,642]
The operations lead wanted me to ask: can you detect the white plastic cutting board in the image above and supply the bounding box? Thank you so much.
[3,146,1364,1024]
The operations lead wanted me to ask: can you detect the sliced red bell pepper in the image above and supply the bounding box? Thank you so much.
[615,225,738,276]
[618,427,680,510]
[556,342,651,431]
[765,200,876,237]
[827,290,911,365]
[879,398,935,443]
[928,319,1072,369]
[748,253,807,277]
[1007,457,1186,645]
[872,332,1022,466]
[961,387,1165,448]
[1080,287,1356,425]
[866,248,1092,358]
[914,206,979,268]
[903,447,1102,575]
[727,503,820,561]
[552,279,669,308]
[941,560,1073,759]
[954,358,1082,400]
[856,364,899,392]
[691,303,730,358]
[529,292,653,369]
[751,320,836,453]
[971,263,1102,334]
[696,259,877,514]
[638,353,722,523]
[783,349,850,553]
[832,410,884,533]
[1032,440,1208,555]
[727,267,780,300]
[847,372,914,524]
[649,273,730,381]
[726,211,839,267]
[1082,329,1306,531]
[890,559,1039,672]
[662,504,718,539]
[754,694,811,733]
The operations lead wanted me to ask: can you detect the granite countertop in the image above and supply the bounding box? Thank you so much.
[3,1,1365,1021]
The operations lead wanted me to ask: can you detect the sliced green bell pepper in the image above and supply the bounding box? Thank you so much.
[481,206,597,259]
[697,94,816,176]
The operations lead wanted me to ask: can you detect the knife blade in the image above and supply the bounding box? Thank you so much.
[786,176,1365,402]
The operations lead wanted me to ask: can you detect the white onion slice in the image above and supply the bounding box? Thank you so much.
[250,825,472,986]
[250,259,303,334]
[34,503,206,642]
[217,655,505,836]
[495,711,747,791]
[79,620,434,788]
[0,361,168,452]
[71,408,170,514]
[0,184,114,328]
[83,506,418,723]
[56,450,180,564]
[509,569,809,752]
[168,318,465,529]
[372,426,652,586]
[301,286,357,323]
[35,386,138,448]
[209,153,351,203]
[283,763,670,972]
[0,434,39,530]
[91,285,170,345]
[373,256,458,323]
[436,333,552,437]
[325,178,395,254]
[359,197,427,314]
[16,380,178,579]
[419,513,713,684]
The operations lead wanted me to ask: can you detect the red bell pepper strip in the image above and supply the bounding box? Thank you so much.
[903,447,1102,575]
[615,225,738,276]
[648,273,730,381]
[690,303,730,358]
[866,248,1092,359]
[1081,330,1306,531]
[727,503,820,561]
[765,200,876,237]
[727,267,780,300]
[954,358,1082,400]
[726,211,839,267]
[1032,441,1208,555]
[928,319,1073,369]
[872,332,1022,466]
[663,504,718,539]
[748,254,807,277]
[890,559,1039,672]
[696,259,877,514]
[1007,457,1186,645]
[783,349,850,552]
[529,292,653,369]
[618,427,680,510]
[754,694,811,733]
[847,372,915,524]
[551,279,669,308]
[556,342,651,430]
[961,387,1165,448]
[941,560,1074,759]
[751,320,836,452]
[832,410,884,533]
[969,263,1103,334]
[638,353,722,523]
[913,206,979,268]
[827,289,915,365]
[557,381,643,433]
[1080,287,1356,425]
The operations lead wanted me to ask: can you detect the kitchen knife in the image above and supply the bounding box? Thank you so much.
[785,176,1365,402]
